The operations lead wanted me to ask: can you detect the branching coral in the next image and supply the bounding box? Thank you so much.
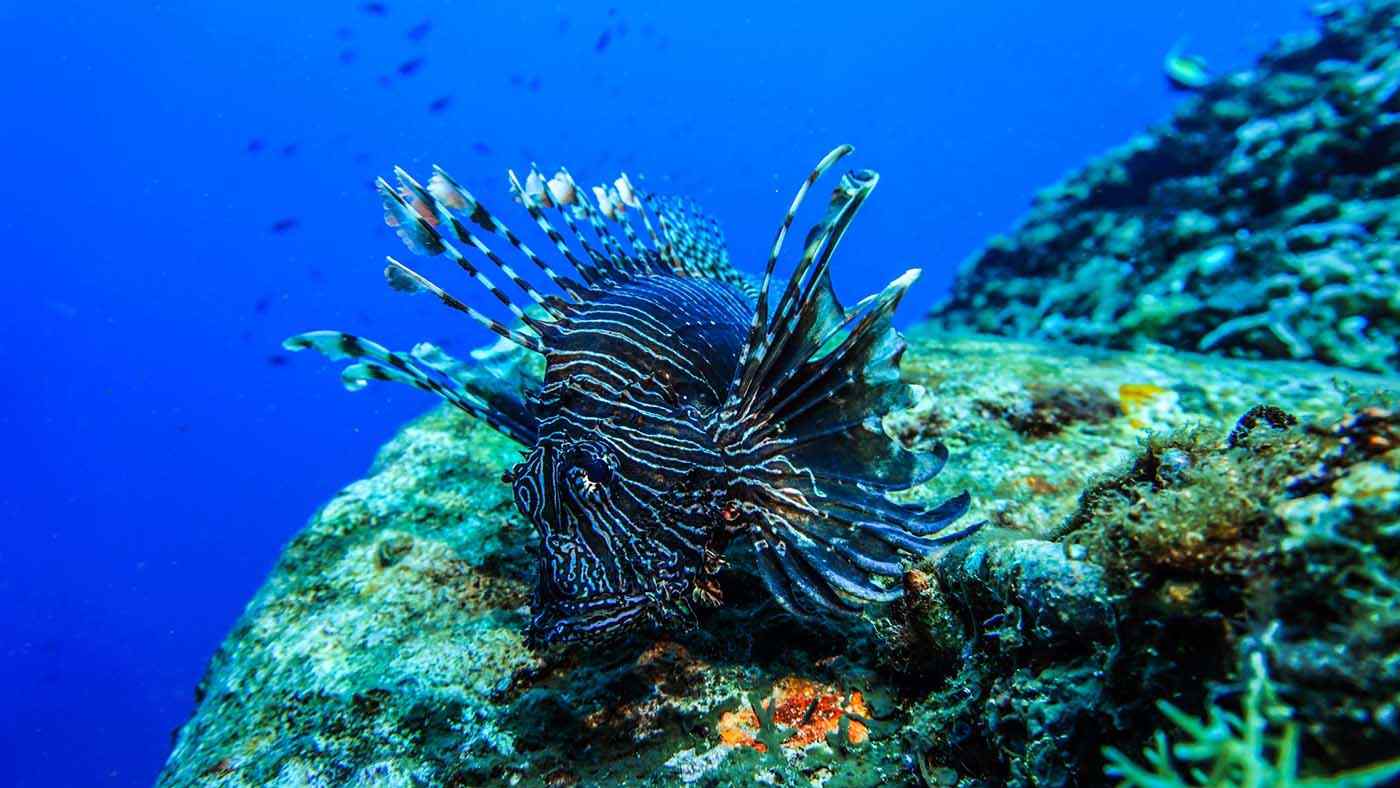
[1105,651,1400,787]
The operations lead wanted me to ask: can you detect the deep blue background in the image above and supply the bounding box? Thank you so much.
[0,1,1312,784]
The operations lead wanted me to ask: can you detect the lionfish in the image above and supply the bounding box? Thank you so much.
[286,145,978,647]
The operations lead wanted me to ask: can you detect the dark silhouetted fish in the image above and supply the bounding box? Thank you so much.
[280,143,299,157]
[338,49,357,64]
[245,138,265,154]
[509,73,525,87]
[270,217,300,234]
[286,145,978,647]
[254,295,273,315]
[396,57,424,76]
[266,354,290,367]
[406,19,431,41]
[527,76,542,92]
[427,95,452,113]
[595,30,611,52]
[335,26,353,40]
[471,142,491,155]
[361,2,386,16]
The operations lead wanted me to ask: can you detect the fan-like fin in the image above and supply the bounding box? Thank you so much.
[717,146,978,620]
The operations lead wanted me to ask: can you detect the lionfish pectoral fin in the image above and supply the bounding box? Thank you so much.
[722,146,979,618]
[283,330,537,445]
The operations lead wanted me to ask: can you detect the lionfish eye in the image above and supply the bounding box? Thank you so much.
[563,442,614,501]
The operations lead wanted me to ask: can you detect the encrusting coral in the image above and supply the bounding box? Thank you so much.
[928,0,1400,375]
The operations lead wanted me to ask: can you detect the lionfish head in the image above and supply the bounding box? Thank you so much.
[509,423,732,648]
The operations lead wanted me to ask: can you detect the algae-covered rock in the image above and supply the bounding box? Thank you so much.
[928,0,1400,375]
[160,332,1400,787]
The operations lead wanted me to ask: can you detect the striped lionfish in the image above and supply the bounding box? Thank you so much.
[287,145,978,647]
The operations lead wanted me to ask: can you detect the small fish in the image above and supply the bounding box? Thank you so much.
[361,2,387,16]
[338,49,357,64]
[286,145,978,648]
[509,73,525,87]
[396,57,424,76]
[376,74,393,88]
[335,26,353,41]
[280,143,299,157]
[594,30,611,52]
[266,354,290,367]
[471,141,491,155]
[427,95,452,113]
[245,138,265,154]
[270,217,300,234]
[406,19,431,41]
[527,75,542,92]
[558,17,570,34]
[254,295,273,315]
[1164,39,1210,90]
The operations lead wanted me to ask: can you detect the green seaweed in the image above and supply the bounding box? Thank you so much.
[1105,652,1400,787]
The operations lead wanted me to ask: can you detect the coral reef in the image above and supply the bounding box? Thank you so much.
[927,0,1400,374]
[160,332,1400,786]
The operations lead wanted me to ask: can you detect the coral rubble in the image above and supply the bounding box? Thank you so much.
[928,0,1400,374]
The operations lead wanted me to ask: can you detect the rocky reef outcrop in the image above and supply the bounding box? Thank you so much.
[160,331,1400,786]
[927,0,1400,375]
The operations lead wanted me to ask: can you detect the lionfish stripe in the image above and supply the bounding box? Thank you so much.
[439,166,586,302]
[384,258,543,352]
[392,167,563,323]
[378,178,538,327]
[505,168,601,291]
[560,166,630,269]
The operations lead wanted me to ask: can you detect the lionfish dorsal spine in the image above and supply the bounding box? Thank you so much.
[725,144,855,415]
[707,145,977,618]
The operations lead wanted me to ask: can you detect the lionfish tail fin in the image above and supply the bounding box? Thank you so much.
[720,148,978,618]
[283,331,537,445]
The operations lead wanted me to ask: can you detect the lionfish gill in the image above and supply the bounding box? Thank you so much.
[287,145,979,647]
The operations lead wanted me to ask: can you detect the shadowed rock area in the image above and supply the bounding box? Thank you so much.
[160,332,1400,786]
[928,0,1400,374]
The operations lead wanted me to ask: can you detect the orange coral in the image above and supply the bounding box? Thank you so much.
[1118,383,1170,429]
[1021,475,1060,494]
[716,676,869,752]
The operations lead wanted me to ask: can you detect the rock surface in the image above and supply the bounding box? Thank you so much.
[160,331,1400,786]
[927,0,1400,374]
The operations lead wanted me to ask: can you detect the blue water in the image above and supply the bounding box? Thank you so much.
[0,1,1312,784]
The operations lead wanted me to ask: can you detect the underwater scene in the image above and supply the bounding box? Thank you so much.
[5,0,1400,785]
